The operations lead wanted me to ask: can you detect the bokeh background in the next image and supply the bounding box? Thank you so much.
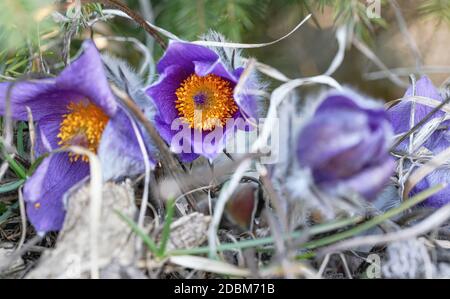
[1,0,449,102]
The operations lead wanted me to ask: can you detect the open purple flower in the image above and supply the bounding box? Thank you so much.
[146,41,257,162]
[0,41,155,233]
[388,76,450,208]
[296,90,395,199]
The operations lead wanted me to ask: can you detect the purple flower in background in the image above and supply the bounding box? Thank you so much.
[0,41,155,233]
[296,90,395,199]
[146,41,257,162]
[388,76,450,208]
[388,76,446,152]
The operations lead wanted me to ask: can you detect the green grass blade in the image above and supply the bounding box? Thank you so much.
[158,198,175,256]
[168,215,364,256]
[0,141,27,179]
[2,152,27,179]
[301,184,445,250]
[16,121,27,157]
[115,210,159,255]
[168,184,443,256]
[0,179,25,193]
[0,201,19,226]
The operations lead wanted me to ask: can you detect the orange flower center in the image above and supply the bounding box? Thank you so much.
[175,74,238,131]
[57,101,109,162]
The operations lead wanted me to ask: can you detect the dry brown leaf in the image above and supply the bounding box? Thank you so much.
[26,181,138,279]
[160,212,211,252]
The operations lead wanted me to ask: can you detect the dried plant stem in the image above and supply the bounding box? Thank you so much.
[321,201,450,254]
[16,188,27,251]
[366,66,450,81]
[109,84,198,211]
[128,116,152,252]
[408,75,416,154]
[26,107,36,163]
[318,254,330,277]
[0,161,9,182]
[64,146,103,279]
[404,147,450,198]
[81,0,167,49]
[317,184,447,254]
[391,95,450,150]
[170,216,364,256]
[3,83,15,149]
[208,159,251,258]
[389,0,423,69]
[0,236,43,275]
[352,37,407,88]
[339,253,352,279]
[302,184,446,253]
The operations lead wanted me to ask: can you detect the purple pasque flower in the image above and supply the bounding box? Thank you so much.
[146,41,258,162]
[296,89,395,199]
[387,76,446,152]
[388,76,450,208]
[0,40,155,233]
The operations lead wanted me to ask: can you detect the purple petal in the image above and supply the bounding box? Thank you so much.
[190,126,231,161]
[323,157,395,200]
[157,41,218,74]
[98,109,156,180]
[317,90,387,119]
[297,89,395,199]
[411,168,450,208]
[0,40,116,121]
[56,40,117,116]
[233,67,259,120]
[154,114,235,162]
[193,60,237,83]
[146,65,190,124]
[0,83,79,121]
[24,153,89,233]
[405,76,443,101]
[297,110,370,171]
[388,76,444,136]
[154,115,199,162]
[34,114,64,154]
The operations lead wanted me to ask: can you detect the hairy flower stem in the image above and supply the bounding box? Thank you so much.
[110,84,199,212]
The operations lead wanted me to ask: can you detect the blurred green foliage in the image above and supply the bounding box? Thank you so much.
[419,0,450,23]
[150,0,389,42]
[0,0,54,49]
[152,0,270,41]
[0,202,6,215]
[0,0,54,78]
[1,0,449,79]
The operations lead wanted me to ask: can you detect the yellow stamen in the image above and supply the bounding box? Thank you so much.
[34,203,41,209]
[57,101,109,162]
[175,74,238,131]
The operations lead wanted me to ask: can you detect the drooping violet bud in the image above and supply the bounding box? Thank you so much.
[296,90,395,199]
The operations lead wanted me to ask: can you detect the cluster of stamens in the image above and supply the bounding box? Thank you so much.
[175,74,238,131]
[57,101,109,162]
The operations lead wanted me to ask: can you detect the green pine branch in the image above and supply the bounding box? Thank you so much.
[153,0,270,41]
[419,0,450,23]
